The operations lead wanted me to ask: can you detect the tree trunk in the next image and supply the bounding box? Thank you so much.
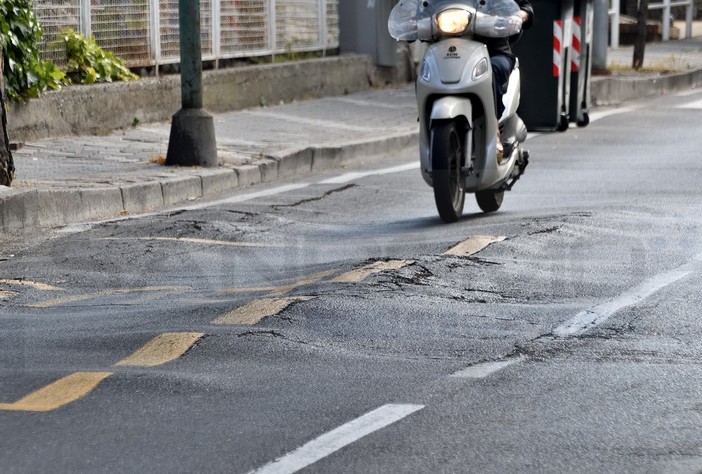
[633,0,650,70]
[0,44,15,187]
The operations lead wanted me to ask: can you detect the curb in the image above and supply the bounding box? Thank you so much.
[0,132,418,232]
[591,67,702,105]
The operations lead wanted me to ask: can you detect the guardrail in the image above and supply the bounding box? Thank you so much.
[34,0,340,70]
[649,0,694,40]
[608,0,694,47]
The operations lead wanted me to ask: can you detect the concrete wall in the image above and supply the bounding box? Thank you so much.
[7,54,377,142]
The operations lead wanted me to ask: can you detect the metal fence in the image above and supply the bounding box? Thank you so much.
[608,0,695,47]
[33,0,340,69]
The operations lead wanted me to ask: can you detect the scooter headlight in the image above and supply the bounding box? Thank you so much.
[436,9,472,35]
[472,57,489,80]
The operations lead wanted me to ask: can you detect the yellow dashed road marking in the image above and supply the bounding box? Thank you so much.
[0,332,204,412]
[444,236,507,257]
[269,270,338,296]
[219,269,338,297]
[115,332,204,367]
[332,260,414,283]
[0,372,112,412]
[179,297,247,305]
[28,286,189,309]
[218,287,279,294]
[99,237,287,248]
[212,297,316,325]
[0,280,63,291]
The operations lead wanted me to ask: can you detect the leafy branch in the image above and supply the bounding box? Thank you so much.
[0,0,65,101]
[63,29,139,84]
[0,0,139,101]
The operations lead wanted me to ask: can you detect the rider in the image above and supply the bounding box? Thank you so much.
[476,0,534,161]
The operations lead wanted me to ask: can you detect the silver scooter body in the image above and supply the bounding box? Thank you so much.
[417,38,527,192]
[389,0,529,221]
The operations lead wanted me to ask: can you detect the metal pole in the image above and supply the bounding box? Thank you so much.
[213,0,221,69]
[610,0,620,47]
[319,0,328,56]
[80,0,91,37]
[270,0,277,58]
[150,0,162,75]
[662,0,671,40]
[179,0,203,108]
[593,0,609,71]
[166,0,218,167]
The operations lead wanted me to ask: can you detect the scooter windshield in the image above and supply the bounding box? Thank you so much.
[388,0,522,41]
[387,0,428,42]
[475,0,521,18]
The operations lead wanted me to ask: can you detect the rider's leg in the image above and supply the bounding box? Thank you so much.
[491,54,515,163]
[491,54,515,120]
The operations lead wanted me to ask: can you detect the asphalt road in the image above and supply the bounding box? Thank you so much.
[1,89,702,473]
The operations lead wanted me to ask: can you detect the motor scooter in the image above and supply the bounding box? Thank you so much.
[389,0,530,223]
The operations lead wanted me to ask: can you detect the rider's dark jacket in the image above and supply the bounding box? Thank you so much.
[477,0,534,58]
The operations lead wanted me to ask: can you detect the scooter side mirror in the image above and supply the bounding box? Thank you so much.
[417,17,434,41]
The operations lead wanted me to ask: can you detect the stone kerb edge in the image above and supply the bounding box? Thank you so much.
[1,130,420,231]
[591,67,702,105]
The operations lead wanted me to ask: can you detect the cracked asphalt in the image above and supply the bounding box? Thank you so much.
[1,90,702,473]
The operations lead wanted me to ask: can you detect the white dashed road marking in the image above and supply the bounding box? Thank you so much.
[250,404,424,474]
[450,356,527,379]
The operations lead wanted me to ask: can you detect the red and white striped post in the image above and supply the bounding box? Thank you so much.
[571,16,582,73]
[553,19,563,78]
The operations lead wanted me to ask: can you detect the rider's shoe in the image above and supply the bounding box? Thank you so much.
[496,129,504,163]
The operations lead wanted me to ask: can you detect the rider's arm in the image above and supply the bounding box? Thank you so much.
[516,0,534,29]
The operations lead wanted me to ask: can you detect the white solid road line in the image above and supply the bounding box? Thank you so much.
[190,163,420,210]
[674,89,702,97]
[250,404,424,474]
[587,106,638,123]
[676,99,702,109]
[450,356,527,379]
[186,184,311,210]
[320,162,419,185]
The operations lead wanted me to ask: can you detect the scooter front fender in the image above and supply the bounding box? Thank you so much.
[419,97,474,187]
[429,97,473,127]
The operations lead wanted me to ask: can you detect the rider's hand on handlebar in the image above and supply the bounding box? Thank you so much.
[508,15,524,31]
[494,15,523,36]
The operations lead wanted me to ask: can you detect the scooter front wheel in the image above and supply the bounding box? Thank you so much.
[475,189,504,213]
[431,121,466,223]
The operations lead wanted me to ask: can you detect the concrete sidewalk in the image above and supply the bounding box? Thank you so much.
[591,36,702,105]
[2,37,702,232]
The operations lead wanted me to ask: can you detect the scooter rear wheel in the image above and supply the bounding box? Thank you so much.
[431,121,466,223]
[475,189,504,213]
